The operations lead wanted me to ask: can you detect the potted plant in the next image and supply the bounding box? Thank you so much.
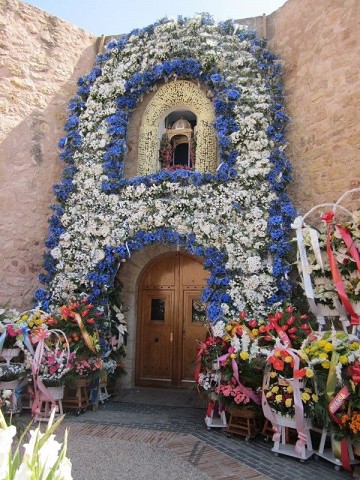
[195,313,266,436]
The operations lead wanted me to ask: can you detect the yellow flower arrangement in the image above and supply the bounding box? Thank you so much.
[263,380,318,418]
[301,330,360,374]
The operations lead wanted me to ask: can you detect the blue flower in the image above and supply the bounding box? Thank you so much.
[207,302,223,323]
[226,89,240,101]
[38,17,295,317]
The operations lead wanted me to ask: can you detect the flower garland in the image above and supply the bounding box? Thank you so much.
[35,15,295,324]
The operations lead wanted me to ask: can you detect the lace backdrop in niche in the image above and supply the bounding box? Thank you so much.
[132,80,218,177]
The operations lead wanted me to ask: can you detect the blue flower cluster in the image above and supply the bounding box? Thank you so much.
[54,65,103,200]
[236,32,297,304]
[35,15,296,320]
[265,148,297,303]
[36,64,105,298]
[83,229,231,324]
[101,57,240,192]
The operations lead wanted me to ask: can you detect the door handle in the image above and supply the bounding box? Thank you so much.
[170,332,173,343]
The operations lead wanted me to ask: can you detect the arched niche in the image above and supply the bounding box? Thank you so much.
[161,113,196,169]
[137,80,217,176]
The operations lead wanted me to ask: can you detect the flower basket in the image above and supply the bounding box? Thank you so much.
[65,376,90,388]
[76,378,89,388]
[271,410,312,429]
[0,378,20,390]
[225,405,259,419]
[41,385,65,401]
[0,348,21,365]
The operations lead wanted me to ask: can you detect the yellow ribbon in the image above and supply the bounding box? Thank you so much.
[74,313,96,353]
[325,351,339,402]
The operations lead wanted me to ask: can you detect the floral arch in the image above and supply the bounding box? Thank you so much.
[35,15,296,325]
[137,80,217,175]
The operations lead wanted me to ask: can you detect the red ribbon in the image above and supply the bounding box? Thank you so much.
[336,224,360,272]
[31,328,56,415]
[268,316,292,348]
[348,362,360,385]
[194,341,210,382]
[328,386,352,472]
[324,219,359,325]
[206,400,215,417]
[328,386,351,422]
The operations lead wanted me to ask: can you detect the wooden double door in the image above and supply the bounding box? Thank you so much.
[136,252,209,387]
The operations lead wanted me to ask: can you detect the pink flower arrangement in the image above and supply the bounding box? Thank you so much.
[215,380,251,405]
[38,348,75,386]
[73,357,102,377]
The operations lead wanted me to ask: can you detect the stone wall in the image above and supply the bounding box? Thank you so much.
[265,0,360,213]
[0,0,97,308]
[0,0,359,308]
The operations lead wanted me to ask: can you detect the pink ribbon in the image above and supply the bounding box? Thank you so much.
[262,349,310,455]
[218,351,260,405]
[31,329,51,374]
[31,329,56,415]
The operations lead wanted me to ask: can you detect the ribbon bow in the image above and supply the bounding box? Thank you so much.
[322,210,359,325]
[218,347,260,405]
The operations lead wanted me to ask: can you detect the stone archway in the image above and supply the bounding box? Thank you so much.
[137,80,217,176]
[136,251,209,388]
[116,243,175,388]
[115,244,209,388]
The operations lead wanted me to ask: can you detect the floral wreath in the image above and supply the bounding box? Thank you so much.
[34,14,295,325]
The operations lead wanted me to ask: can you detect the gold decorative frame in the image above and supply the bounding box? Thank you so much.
[137,80,217,175]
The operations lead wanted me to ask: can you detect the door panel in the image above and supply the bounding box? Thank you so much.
[180,291,208,384]
[181,253,207,286]
[137,291,174,385]
[141,254,176,288]
[136,252,209,387]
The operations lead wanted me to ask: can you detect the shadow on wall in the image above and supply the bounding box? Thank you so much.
[0,43,98,309]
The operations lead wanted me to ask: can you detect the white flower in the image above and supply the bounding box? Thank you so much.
[246,256,262,273]
[211,320,225,337]
[55,457,73,479]
[13,463,32,480]
[1,389,12,399]
[231,336,241,353]
[0,424,16,477]
[51,247,62,260]
[38,434,62,476]
[43,17,286,321]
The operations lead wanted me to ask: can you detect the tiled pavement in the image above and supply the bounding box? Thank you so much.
[59,400,354,480]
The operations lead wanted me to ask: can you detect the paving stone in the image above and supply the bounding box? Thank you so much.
[49,400,354,479]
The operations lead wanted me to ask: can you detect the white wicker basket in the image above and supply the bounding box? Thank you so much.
[271,411,312,429]
[0,379,20,390]
[40,385,65,401]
